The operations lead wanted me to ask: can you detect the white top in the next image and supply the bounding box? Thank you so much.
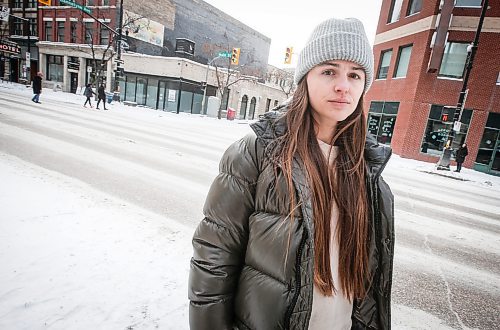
[308,140,353,330]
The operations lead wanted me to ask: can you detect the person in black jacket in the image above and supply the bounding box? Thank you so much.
[83,83,96,108]
[455,143,469,172]
[189,17,394,330]
[31,72,43,104]
[96,83,108,110]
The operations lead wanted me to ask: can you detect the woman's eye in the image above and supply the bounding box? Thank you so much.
[322,70,334,76]
[349,73,361,79]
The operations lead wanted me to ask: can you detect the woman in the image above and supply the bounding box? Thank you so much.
[83,83,96,108]
[31,72,43,104]
[455,142,468,172]
[189,18,394,330]
[96,83,108,110]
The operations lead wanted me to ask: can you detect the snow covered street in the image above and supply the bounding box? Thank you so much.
[1,83,499,329]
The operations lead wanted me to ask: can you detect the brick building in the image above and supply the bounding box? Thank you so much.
[364,0,500,175]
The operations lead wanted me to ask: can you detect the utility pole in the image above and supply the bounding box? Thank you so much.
[201,54,222,115]
[113,0,124,96]
[436,0,489,170]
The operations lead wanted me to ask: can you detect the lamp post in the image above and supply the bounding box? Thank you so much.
[436,0,489,170]
[113,0,124,96]
[200,55,222,115]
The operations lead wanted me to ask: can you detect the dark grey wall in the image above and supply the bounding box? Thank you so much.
[124,0,271,78]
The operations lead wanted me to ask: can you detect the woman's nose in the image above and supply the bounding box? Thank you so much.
[334,75,350,93]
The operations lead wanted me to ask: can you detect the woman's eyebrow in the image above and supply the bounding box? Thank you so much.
[320,62,364,72]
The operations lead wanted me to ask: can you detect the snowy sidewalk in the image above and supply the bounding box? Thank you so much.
[0,153,191,329]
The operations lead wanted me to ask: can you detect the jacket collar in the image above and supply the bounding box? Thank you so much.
[250,110,392,179]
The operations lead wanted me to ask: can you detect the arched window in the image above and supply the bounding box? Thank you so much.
[249,97,257,120]
[240,95,248,119]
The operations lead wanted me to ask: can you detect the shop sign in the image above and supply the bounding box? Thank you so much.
[0,40,21,55]
[68,60,80,71]
[0,6,10,22]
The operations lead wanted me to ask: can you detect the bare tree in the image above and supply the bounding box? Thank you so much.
[269,66,295,98]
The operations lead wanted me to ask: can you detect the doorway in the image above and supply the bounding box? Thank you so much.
[240,95,248,119]
[70,73,78,93]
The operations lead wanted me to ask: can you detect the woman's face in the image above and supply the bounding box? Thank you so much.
[306,60,365,129]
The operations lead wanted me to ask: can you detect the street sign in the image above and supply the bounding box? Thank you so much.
[114,59,124,65]
[26,52,31,68]
[453,121,462,132]
[59,0,91,14]
[0,6,9,22]
[218,51,231,58]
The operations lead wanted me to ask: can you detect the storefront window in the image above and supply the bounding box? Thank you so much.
[180,91,193,113]
[146,79,158,109]
[136,78,147,105]
[475,113,500,173]
[420,105,472,156]
[367,101,399,145]
[125,76,136,102]
[46,55,63,82]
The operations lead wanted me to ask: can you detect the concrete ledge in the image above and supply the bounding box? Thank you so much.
[123,101,137,107]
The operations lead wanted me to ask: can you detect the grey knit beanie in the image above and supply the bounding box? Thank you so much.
[294,17,374,93]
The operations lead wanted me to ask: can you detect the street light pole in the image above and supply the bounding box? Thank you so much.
[436,0,489,170]
[201,55,222,115]
[113,0,124,95]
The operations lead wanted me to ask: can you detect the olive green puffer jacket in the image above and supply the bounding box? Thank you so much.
[189,112,394,329]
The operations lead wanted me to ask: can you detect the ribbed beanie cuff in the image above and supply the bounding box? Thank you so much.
[294,18,374,93]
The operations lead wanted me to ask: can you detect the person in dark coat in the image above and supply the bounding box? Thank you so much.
[189,18,394,329]
[96,83,108,110]
[83,83,96,108]
[31,72,43,104]
[455,143,469,172]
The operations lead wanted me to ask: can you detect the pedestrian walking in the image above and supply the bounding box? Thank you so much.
[83,83,96,108]
[96,83,108,110]
[188,17,394,329]
[455,142,469,172]
[31,72,43,104]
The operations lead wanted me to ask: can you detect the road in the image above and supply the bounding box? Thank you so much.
[1,87,499,329]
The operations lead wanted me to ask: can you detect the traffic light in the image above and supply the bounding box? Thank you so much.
[231,47,240,65]
[284,47,293,64]
[38,0,51,5]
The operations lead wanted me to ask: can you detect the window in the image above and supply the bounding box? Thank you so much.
[475,113,500,172]
[28,0,37,8]
[100,26,110,45]
[13,0,22,8]
[46,55,64,82]
[44,21,53,41]
[439,42,468,78]
[420,105,473,156]
[84,22,94,44]
[86,0,95,5]
[377,50,392,79]
[274,100,279,107]
[407,0,422,16]
[265,98,271,112]
[101,0,110,5]
[13,21,23,35]
[387,0,403,23]
[29,18,37,36]
[70,21,77,43]
[367,101,399,145]
[57,21,65,42]
[455,0,482,7]
[394,45,413,78]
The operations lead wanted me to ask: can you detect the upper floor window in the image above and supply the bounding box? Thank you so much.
[44,21,53,41]
[70,21,77,43]
[29,18,37,36]
[100,25,110,45]
[377,49,393,79]
[455,0,482,7]
[439,42,468,79]
[407,0,422,16]
[28,0,37,8]
[84,22,94,44]
[57,21,65,42]
[13,0,23,8]
[394,45,413,78]
[101,0,110,5]
[387,0,403,23]
[12,21,23,35]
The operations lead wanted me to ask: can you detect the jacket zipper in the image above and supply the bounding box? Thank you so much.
[284,228,308,329]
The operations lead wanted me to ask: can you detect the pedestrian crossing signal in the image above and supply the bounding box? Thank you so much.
[284,47,293,64]
[231,48,240,65]
[38,0,52,5]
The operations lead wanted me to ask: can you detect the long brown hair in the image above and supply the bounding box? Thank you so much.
[276,77,370,300]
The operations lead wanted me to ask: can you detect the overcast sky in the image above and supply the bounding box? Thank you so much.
[203,0,384,67]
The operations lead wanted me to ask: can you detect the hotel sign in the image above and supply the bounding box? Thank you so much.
[0,40,21,55]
